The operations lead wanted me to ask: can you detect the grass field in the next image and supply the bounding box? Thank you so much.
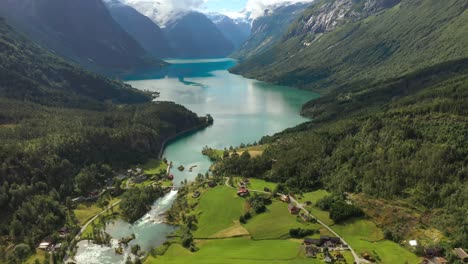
[247,178,277,192]
[146,237,321,264]
[142,159,168,175]
[74,202,102,225]
[193,186,246,238]
[333,219,420,263]
[297,190,334,225]
[25,249,46,264]
[244,201,321,240]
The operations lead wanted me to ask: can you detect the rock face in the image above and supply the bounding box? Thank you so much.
[104,0,174,58]
[0,0,162,74]
[287,0,401,37]
[232,3,310,59]
[231,0,467,92]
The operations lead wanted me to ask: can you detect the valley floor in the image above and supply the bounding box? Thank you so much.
[146,179,420,264]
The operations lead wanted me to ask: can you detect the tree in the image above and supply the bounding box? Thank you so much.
[12,243,31,261]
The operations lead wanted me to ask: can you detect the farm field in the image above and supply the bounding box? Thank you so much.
[151,181,419,264]
[244,201,321,239]
[333,219,420,263]
[193,186,245,238]
[146,237,325,264]
[142,159,168,175]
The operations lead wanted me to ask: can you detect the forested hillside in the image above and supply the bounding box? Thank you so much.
[0,0,164,74]
[0,18,205,263]
[216,59,468,248]
[231,0,468,93]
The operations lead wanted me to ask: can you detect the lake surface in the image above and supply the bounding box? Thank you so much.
[74,58,318,263]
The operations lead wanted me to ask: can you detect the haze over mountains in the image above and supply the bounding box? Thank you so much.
[0,0,164,74]
[0,0,320,70]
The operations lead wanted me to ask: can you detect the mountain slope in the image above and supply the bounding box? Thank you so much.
[104,0,174,58]
[231,3,310,59]
[207,13,251,49]
[163,12,235,58]
[0,18,206,262]
[231,0,468,92]
[0,0,164,74]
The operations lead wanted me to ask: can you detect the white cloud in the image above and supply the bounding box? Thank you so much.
[123,0,206,26]
[123,0,315,25]
[244,0,316,20]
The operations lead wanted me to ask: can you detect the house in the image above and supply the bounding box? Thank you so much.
[168,174,174,180]
[115,174,127,181]
[454,248,468,262]
[53,243,62,252]
[192,191,201,198]
[304,238,322,246]
[409,240,418,247]
[320,236,341,248]
[324,252,333,263]
[305,246,319,257]
[58,227,70,237]
[133,174,148,184]
[330,237,341,244]
[71,197,84,204]
[335,253,345,260]
[208,181,217,188]
[237,187,249,197]
[280,194,290,203]
[433,257,448,264]
[288,203,300,214]
[38,238,52,251]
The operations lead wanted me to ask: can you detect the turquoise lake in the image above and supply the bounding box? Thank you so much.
[74,58,319,263]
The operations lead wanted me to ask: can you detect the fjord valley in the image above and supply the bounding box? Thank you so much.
[0,0,467,264]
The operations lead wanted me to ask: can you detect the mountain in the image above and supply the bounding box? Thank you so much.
[163,12,235,58]
[207,13,251,49]
[231,0,468,92]
[104,0,174,58]
[0,17,206,263]
[0,0,164,74]
[231,3,310,59]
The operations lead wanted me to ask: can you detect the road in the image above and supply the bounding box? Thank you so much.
[63,200,121,264]
[224,177,367,264]
[288,195,369,264]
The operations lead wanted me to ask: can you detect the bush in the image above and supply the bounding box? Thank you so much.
[289,228,317,238]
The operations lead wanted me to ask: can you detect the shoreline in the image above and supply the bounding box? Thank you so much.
[158,120,212,159]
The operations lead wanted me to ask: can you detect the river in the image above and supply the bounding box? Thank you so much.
[74,58,319,263]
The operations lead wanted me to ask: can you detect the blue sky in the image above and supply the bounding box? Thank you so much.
[202,0,247,13]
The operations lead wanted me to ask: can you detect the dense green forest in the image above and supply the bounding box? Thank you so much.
[215,59,468,248]
[232,0,468,93]
[0,18,205,263]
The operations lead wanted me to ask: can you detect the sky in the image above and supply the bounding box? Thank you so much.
[124,0,315,26]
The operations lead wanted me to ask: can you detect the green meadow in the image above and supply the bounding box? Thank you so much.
[149,181,419,264]
[193,186,245,238]
[244,201,321,239]
[146,238,319,264]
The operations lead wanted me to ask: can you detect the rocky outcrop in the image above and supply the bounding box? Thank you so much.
[287,0,401,37]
